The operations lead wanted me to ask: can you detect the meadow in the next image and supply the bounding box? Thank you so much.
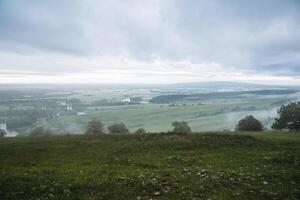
[0,132,299,199]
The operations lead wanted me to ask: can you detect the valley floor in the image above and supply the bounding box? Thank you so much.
[0,132,299,199]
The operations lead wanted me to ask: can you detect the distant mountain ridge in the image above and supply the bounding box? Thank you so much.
[0,81,299,92]
[169,81,300,92]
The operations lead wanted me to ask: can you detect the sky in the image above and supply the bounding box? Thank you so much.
[0,0,300,85]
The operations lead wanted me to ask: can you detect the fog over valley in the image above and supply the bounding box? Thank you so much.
[1,1,300,199]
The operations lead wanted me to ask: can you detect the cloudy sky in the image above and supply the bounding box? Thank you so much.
[0,0,300,84]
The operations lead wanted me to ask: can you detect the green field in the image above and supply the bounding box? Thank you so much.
[0,86,297,134]
[1,132,299,199]
[47,96,286,133]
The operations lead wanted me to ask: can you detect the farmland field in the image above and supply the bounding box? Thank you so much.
[0,132,299,199]
[47,95,289,133]
[0,83,299,135]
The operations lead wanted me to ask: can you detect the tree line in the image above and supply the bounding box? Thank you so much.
[84,120,192,135]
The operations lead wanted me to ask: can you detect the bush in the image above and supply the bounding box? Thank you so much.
[108,123,129,134]
[85,119,105,135]
[135,128,146,134]
[0,129,7,137]
[272,102,300,131]
[172,121,192,134]
[236,115,263,131]
[30,127,54,136]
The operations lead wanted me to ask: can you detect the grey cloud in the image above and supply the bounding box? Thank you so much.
[0,0,300,76]
[169,0,300,73]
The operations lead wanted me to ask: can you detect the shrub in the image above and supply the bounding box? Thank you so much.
[30,126,54,136]
[135,128,146,134]
[108,123,129,134]
[172,121,192,134]
[85,119,105,135]
[236,115,263,131]
[272,102,300,131]
[0,129,7,137]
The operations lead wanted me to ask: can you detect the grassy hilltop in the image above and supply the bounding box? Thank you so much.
[0,132,299,200]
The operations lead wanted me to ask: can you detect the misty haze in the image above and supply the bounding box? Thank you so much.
[0,1,299,200]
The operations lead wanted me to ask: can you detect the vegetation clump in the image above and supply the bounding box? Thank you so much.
[236,115,263,131]
[85,119,105,135]
[172,121,192,134]
[272,102,300,132]
[135,128,146,134]
[108,123,129,134]
[0,129,6,137]
[30,126,54,136]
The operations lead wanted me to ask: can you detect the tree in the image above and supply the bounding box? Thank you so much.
[135,128,146,134]
[172,121,192,134]
[272,102,300,131]
[30,126,54,136]
[236,115,263,131]
[0,129,7,137]
[108,123,129,134]
[85,119,105,135]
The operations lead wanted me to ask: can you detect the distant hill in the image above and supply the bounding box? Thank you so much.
[150,89,299,104]
[1,81,299,91]
[167,81,300,93]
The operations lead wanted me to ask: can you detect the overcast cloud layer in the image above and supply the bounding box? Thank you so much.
[0,0,300,84]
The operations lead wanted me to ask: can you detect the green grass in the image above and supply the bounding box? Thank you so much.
[0,132,299,200]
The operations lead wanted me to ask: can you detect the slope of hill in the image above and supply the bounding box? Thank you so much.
[0,132,299,199]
